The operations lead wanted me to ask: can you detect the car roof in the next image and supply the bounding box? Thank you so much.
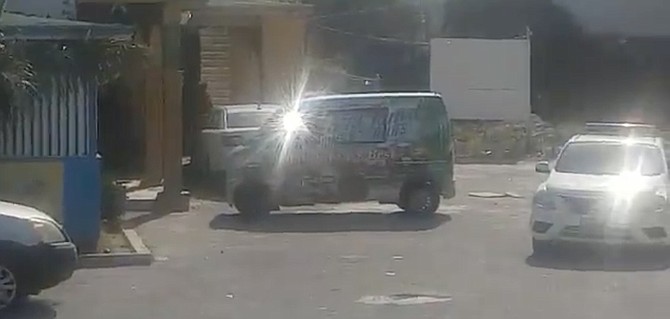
[0,201,54,221]
[212,104,281,112]
[303,92,442,102]
[568,134,662,147]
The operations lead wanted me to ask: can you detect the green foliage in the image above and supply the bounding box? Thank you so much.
[0,41,36,122]
[0,39,143,122]
[24,39,144,85]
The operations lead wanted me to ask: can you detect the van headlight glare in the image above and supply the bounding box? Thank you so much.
[282,111,305,133]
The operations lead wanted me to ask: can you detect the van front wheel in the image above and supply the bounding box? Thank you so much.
[404,187,440,215]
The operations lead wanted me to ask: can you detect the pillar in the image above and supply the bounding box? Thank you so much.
[159,2,185,211]
[144,25,164,185]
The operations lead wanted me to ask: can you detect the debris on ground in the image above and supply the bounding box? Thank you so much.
[357,294,452,305]
[97,222,132,254]
[468,192,507,198]
[505,192,524,199]
[468,192,524,199]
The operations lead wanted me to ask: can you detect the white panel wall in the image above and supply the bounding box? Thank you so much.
[430,38,531,121]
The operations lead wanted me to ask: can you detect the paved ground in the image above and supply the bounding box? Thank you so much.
[8,163,670,319]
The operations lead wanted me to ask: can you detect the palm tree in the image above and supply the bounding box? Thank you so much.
[0,42,36,122]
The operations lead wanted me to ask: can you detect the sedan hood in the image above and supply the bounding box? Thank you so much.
[546,172,663,194]
[0,201,55,222]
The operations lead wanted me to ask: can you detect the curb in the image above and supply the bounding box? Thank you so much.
[78,229,153,269]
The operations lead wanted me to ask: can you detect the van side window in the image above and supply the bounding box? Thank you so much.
[387,97,421,143]
[418,97,447,135]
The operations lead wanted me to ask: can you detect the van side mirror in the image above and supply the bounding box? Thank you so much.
[535,161,551,174]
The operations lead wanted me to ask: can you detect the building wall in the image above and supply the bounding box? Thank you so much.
[430,38,531,121]
[554,0,670,37]
[230,27,263,103]
[5,0,75,19]
[199,13,308,106]
[200,27,233,106]
[261,14,307,103]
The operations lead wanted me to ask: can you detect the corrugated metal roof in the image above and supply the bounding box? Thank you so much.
[0,12,134,40]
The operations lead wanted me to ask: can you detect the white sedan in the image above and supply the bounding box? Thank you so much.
[530,133,670,254]
[197,104,280,177]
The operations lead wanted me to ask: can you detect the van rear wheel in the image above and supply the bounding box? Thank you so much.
[404,187,440,215]
[233,183,271,219]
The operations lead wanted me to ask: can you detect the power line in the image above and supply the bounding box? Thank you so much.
[315,23,430,46]
[310,1,421,21]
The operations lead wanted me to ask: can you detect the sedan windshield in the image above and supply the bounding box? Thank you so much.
[555,142,665,176]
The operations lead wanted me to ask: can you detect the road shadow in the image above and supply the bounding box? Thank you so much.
[209,211,451,233]
[526,246,670,272]
[3,298,57,319]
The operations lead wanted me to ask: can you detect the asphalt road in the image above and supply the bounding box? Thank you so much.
[8,163,670,319]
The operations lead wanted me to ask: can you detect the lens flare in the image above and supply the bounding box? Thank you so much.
[609,172,646,224]
[282,111,304,133]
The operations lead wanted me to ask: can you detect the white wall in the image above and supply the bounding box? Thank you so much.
[430,38,531,121]
[5,0,75,19]
[554,0,670,37]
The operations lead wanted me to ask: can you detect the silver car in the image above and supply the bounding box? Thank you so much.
[197,104,281,177]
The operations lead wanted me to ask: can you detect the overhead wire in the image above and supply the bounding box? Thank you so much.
[310,1,429,46]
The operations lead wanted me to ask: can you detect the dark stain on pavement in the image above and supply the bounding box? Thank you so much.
[526,246,670,272]
[4,299,57,319]
[209,211,451,233]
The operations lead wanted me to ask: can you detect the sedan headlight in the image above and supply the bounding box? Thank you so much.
[642,193,668,213]
[533,190,556,210]
[31,219,67,243]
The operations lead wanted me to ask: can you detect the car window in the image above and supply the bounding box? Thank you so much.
[226,111,274,129]
[202,110,224,129]
[555,142,665,176]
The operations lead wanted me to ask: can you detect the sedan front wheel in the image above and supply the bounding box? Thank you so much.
[0,264,18,310]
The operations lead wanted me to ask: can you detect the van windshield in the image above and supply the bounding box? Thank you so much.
[555,142,665,176]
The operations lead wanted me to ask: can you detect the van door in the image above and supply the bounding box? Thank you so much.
[417,97,455,198]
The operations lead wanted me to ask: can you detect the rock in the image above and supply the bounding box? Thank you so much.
[357,294,452,305]
[469,192,506,198]
[505,192,524,199]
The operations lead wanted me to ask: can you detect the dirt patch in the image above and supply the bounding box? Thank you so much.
[97,222,133,254]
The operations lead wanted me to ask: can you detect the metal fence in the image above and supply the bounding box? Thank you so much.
[0,76,97,158]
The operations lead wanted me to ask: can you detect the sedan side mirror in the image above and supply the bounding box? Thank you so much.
[535,161,551,174]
